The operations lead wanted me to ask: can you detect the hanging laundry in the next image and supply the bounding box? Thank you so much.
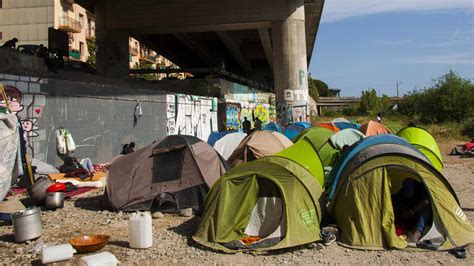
[56,128,76,155]
[133,100,143,127]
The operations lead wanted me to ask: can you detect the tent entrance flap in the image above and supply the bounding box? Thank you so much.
[222,178,287,250]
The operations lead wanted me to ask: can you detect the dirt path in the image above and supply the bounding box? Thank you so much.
[1,139,473,264]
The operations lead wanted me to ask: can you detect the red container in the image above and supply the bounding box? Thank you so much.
[46,183,66,193]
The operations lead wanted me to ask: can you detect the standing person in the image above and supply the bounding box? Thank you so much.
[1,38,18,49]
[254,117,262,131]
[242,117,251,134]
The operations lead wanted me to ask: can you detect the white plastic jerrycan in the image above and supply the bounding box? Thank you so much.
[41,244,76,264]
[128,211,153,249]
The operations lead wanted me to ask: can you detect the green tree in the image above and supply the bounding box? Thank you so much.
[343,89,394,116]
[308,76,319,101]
[86,38,96,67]
[308,76,331,98]
[399,70,474,123]
[359,89,379,116]
[314,79,331,97]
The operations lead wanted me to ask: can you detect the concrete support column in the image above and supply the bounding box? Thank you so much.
[95,1,129,79]
[272,0,308,125]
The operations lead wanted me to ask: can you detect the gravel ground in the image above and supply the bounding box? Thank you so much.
[0,139,473,265]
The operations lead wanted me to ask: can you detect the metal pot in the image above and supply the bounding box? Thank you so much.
[45,192,65,210]
[12,207,42,242]
[29,176,53,204]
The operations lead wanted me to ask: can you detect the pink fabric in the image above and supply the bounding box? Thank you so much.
[64,187,95,198]
[6,187,27,197]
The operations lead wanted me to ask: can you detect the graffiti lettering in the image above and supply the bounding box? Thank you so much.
[166,94,218,141]
[284,89,308,102]
[299,70,306,86]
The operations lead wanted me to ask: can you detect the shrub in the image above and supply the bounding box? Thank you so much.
[399,71,474,123]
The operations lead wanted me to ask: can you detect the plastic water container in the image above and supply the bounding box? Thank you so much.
[79,252,118,266]
[128,212,153,249]
[41,244,76,264]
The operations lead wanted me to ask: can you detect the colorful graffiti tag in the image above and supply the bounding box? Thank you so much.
[224,101,276,131]
[225,102,241,130]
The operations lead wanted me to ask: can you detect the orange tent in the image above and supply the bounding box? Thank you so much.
[359,120,392,136]
[318,122,340,132]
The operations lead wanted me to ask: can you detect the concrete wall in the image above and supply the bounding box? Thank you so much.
[0,73,217,166]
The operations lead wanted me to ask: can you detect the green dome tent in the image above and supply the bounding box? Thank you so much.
[294,127,339,169]
[193,156,324,252]
[328,135,474,250]
[275,137,325,188]
[396,127,444,172]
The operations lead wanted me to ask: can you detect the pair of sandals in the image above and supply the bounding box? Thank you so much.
[416,241,466,259]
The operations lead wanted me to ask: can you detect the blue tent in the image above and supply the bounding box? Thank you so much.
[207,130,237,146]
[263,122,282,133]
[283,122,311,141]
[334,122,358,131]
[294,122,311,129]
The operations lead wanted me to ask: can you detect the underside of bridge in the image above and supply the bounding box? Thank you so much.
[76,0,325,124]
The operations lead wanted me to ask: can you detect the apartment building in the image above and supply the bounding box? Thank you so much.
[0,0,94,62]
[129,37,186,80]
[0,0,184,79]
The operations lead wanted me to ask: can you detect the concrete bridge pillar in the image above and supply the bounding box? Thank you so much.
[272,0,309,126]
[95,1,129,79]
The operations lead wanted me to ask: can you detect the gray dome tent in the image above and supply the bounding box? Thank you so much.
[106,135,228,212]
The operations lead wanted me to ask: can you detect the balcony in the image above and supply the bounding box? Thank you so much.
[86,29,95,39]
[69,49,81,59]
[130,46,139,56]
[58,17,82,33]
[140,54,157,63]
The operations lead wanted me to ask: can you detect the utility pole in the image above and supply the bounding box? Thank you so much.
[396,81,401,98]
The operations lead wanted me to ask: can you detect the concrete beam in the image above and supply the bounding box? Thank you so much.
[216,31,252,74]
[258,28,273,71]
[173,34,218,67]
[103,0,288,30]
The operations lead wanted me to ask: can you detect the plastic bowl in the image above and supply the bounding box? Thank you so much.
[69,235,110,253]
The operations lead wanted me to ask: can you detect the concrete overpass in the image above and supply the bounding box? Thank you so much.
[75,0,325,124]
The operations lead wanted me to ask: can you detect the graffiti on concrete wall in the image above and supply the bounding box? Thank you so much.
[276,102,308,126]
[225,102,241,130]
[224,101,276,130]
[166,94,218,141]
[0,74,46,161]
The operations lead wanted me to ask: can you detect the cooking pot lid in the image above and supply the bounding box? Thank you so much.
[12,206,41,217]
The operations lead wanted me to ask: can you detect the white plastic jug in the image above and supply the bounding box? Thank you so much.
[41,244,76,264]
[128,211,153,249]
[79,252,118,266]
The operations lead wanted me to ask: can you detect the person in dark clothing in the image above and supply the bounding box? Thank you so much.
[2,38,18,49]
[242,117,251,134]
[254,117,262,131]
[392,178,432,244]
[59,156,91,179]
[58,156,81,173]
[121,142,135,155]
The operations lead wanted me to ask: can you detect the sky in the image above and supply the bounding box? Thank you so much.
[309,0,474,97]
